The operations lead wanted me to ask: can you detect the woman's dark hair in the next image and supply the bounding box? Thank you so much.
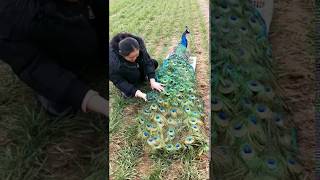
[118,37,140,56]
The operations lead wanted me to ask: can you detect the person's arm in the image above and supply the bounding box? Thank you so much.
[82,90,108,117]
[0,40,108,115]
[110,73,147,101]
[129,36,164,92]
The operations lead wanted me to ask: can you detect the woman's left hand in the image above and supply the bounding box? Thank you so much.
[150,78,165,92]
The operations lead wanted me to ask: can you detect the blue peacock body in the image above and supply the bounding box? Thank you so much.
[211,0,305,179]
[135,31,208,156]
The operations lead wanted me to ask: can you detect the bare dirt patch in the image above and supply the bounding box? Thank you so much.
[269,0,315,177]
[194,0,210,125]
[163,160,184,180]
[135,152,154,179]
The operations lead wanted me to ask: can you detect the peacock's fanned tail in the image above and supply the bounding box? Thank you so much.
[211,0,305,179]
[135,44,208,156]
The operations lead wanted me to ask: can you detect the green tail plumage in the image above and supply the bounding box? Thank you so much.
[211,0,305,179]
[136,44,208,156]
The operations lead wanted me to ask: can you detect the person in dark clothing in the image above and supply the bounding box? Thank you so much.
[109,33,165,101]
[0,0,108,117]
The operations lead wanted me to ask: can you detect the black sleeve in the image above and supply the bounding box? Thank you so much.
[0,40,90,110]
[109,49,138,97]
[131,36,156,79]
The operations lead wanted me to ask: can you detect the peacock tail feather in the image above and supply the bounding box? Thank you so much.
[211,0,305,179]
[135,42,208,157]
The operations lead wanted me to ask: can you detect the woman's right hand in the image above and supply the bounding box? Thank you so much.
[135,90,147,101]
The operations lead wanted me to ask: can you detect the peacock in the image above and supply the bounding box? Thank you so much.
[135,27,209,156]
[211,0,305,179]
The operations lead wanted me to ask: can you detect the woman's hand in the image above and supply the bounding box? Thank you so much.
[150,78,164,92]
[82,90,108,117]
[135,90,147,101]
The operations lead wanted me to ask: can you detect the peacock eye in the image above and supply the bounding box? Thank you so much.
[212,99,218,104]
[257,105,266,112]
[251,82,257,86]
[234,123,242,130]
[218,112,227,120]
[267,159,276,165]
[288,159,295,165]
[230,16,237,21]
[243,145,252,153]
[250,116,257,124]
[250,17,256,23]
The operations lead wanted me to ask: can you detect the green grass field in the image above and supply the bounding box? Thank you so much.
[0,63,107,179]
[109,0,209,179]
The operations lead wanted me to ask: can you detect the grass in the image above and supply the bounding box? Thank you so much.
[109,0,209,179]
[0,62,107,180]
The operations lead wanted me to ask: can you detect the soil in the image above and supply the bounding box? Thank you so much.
[269,0,316,178]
